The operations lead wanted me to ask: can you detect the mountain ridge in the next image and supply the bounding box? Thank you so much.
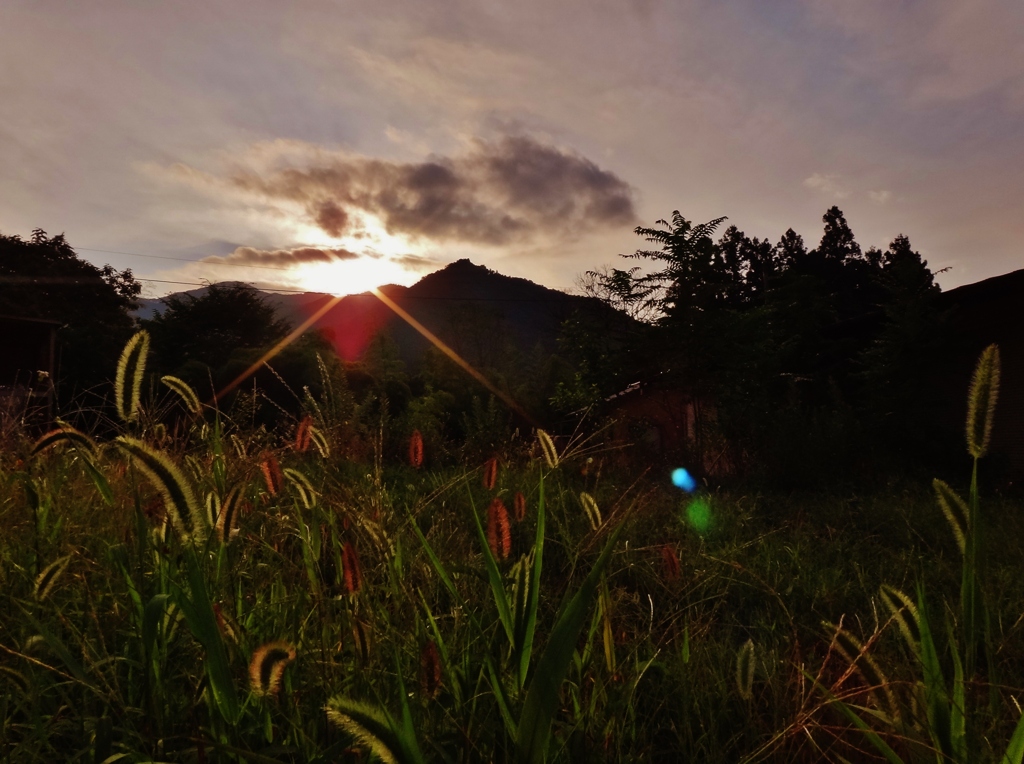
[135,259,618,367]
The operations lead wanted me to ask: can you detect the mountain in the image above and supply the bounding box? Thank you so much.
[137,260,625,368]
[937,268,1024,478]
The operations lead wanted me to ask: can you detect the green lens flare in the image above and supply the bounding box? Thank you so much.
[686,497,711,533]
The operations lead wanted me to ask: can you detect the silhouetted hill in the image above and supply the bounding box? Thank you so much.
[937,268,1024,479]
[138,260,629,369]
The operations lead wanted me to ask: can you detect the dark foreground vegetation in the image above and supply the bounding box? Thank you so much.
[1,332,1023,763]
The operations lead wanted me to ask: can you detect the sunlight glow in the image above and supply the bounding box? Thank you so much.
[290,214,421,295]
[294,256,419,296]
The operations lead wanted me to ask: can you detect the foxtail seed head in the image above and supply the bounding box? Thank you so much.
[580,491,602,530]
[409,429,424,468]
[487,497,512,560]
[966,344,1000,459]
[260,455,284,496]
[34,555,72,601]
[513,491,527,522]
[342,541,363,594]
[483,456,499,490]
[294,415,313,452]
[249,641,296,697]
[115,437,204,542]
[537,429,558,469]
[115,330,150,423]
[420,641,442,698]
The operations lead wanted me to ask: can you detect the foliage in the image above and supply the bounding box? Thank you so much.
[2,332,1023,763]
[574,206,949,482]
[143,282,291,380]
[0,228,140,392]
[809,345,1024,764]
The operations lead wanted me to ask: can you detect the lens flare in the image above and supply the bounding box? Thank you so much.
[685,497,712,533]
[671,467,697,492]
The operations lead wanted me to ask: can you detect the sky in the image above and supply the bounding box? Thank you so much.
[2,0,1023,298]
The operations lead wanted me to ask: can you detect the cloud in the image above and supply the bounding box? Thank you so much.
[391,253,445,272]
[803,0,1024,108]
[803,173,849,198]
[228,135,638,246]
[202,245,363,267]
[868,189,892,204]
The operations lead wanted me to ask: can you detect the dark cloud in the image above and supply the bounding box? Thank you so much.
[231,135,638,245]
[203,245,362,267]
[313,200,349,238]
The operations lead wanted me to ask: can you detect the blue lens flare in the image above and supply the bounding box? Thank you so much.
[671,468,697,492]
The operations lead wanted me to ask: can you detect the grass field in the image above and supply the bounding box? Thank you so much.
[2,336,1023,763]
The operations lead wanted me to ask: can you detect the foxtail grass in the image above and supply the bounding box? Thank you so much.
[486,497,511,561]
[249,641,296,697]
[116,436,205,542]
[408,429,424,468]
[115,330,150,423]
[160,374,201,415]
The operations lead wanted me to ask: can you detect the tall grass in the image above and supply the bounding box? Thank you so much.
[1,335,1023,762]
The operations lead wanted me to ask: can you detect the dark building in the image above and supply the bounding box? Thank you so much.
[0,314,59,421]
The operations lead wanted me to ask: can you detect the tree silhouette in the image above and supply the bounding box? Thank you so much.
[144,282,291,380]
[576,207,946,480]
[0,229,140,392]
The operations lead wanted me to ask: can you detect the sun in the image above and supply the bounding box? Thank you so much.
[293,256,419,296]
[288,216,422,295]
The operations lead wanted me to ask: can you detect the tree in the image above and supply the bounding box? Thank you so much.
[0,228,140,392]
[858,233,946,461]
[144,282,291,380]
[577,207,945,481]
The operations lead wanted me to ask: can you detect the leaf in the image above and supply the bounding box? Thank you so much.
[1002,707,1024,764]
[80,454,114,506]
[142,593,171,660]
[808,669,906,764]
[174,546,240,723]
[515,476,546,689]
[917,585,953,759]
[515,520,625,764]
[467,489,514,644]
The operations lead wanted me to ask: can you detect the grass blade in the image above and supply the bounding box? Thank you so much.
[515,520,624,764]
[174,546,240,723]
[1001,708,1024,764]
[917,585,953,759]
[514,473,546,690]
[466,489,514,644]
